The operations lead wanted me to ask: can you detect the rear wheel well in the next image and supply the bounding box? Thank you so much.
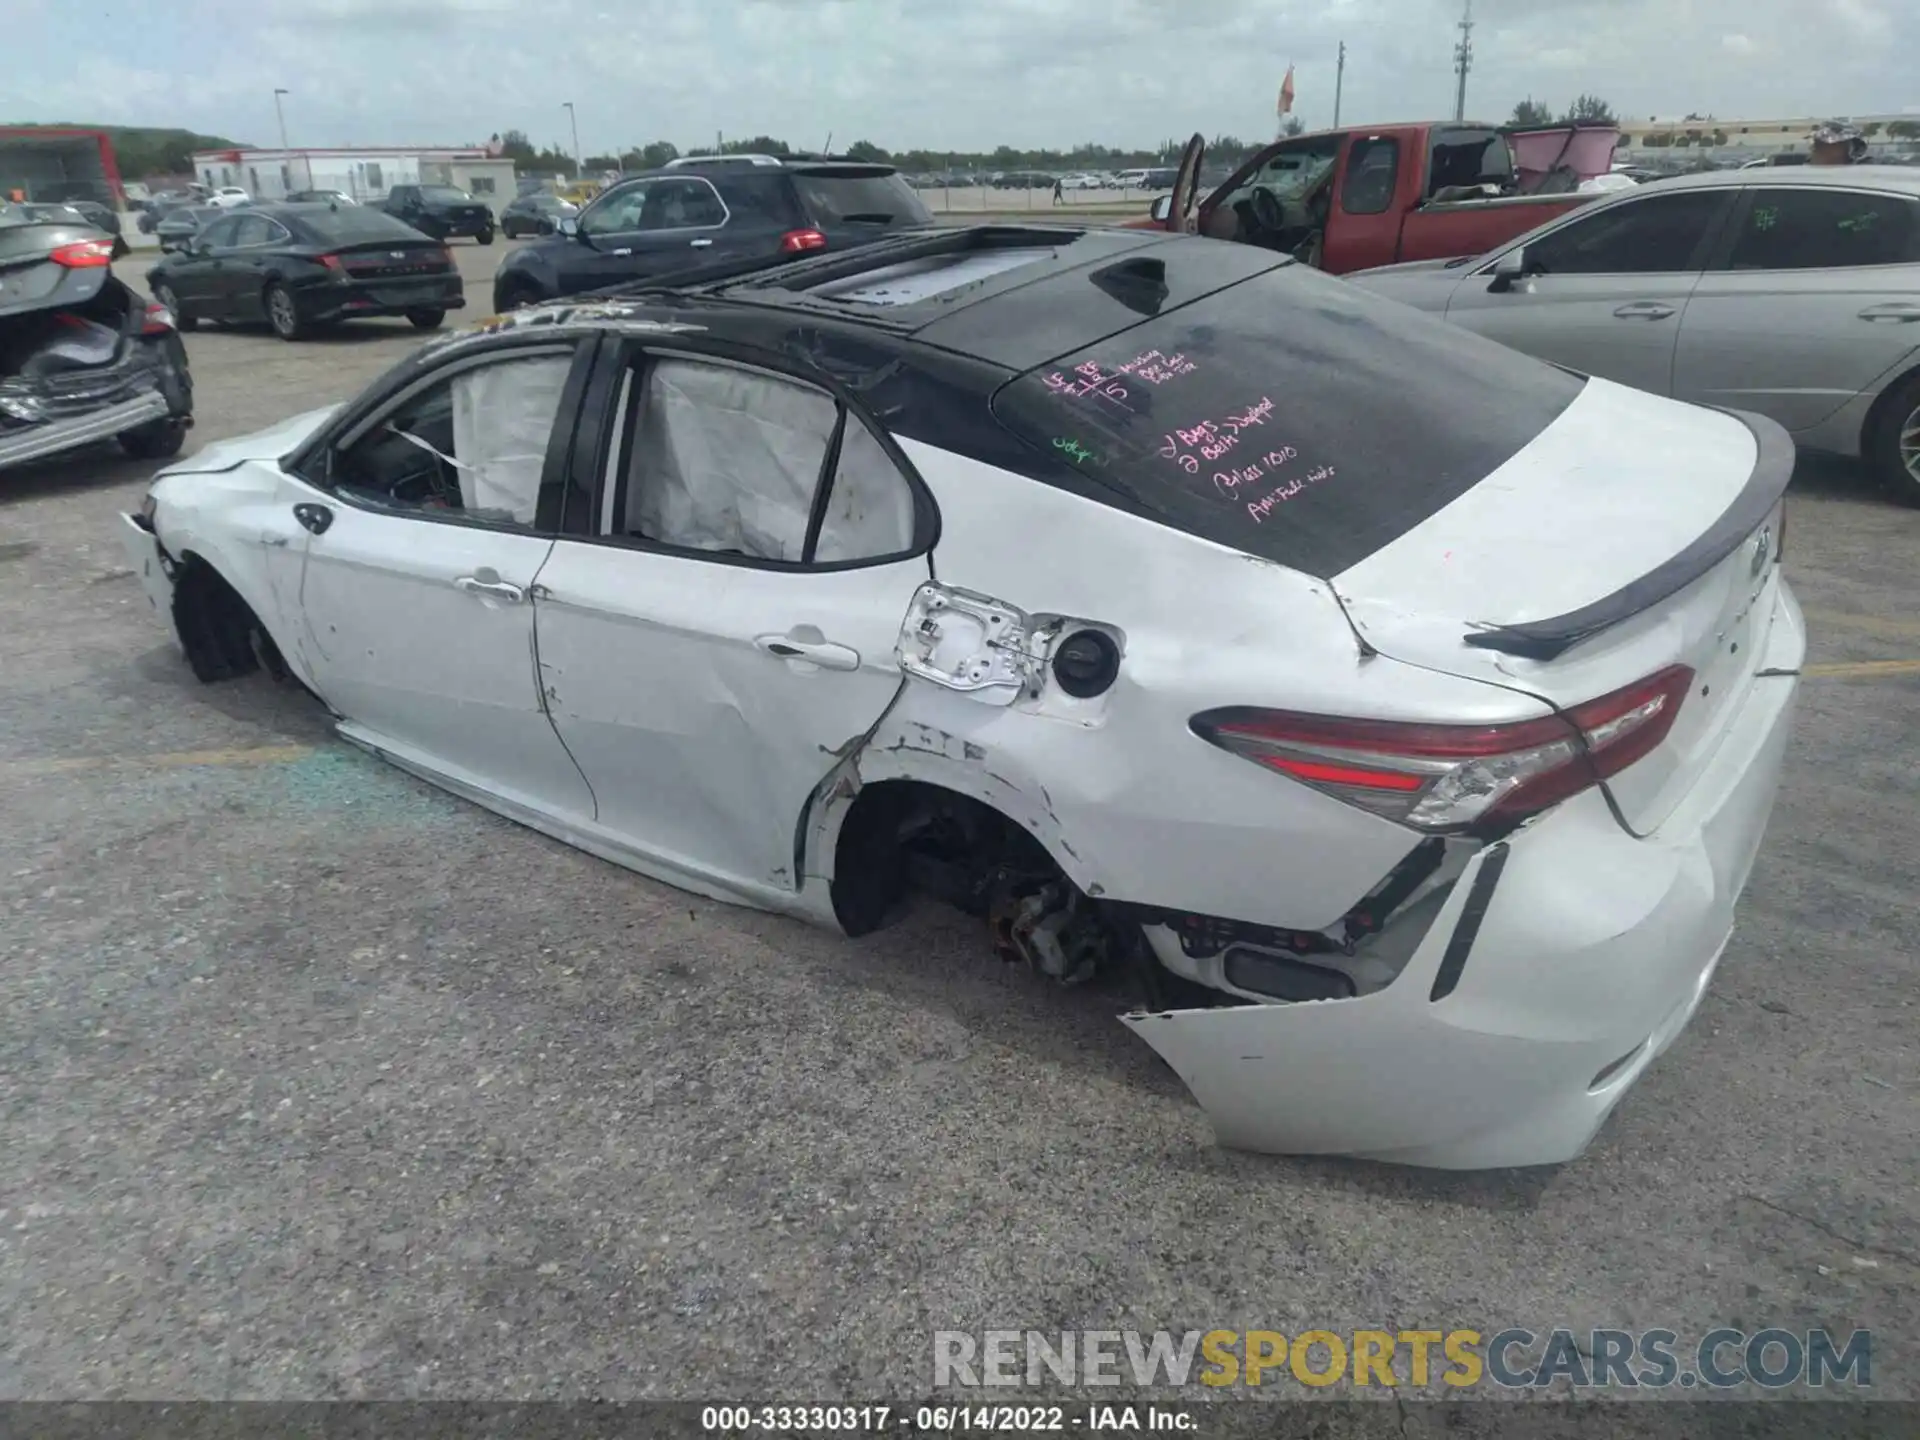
[170,552,285,684]
[827,779,1182,1002]
[1861,362,1920,460]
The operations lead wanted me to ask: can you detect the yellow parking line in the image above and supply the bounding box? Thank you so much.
[1803,659,1920,680]
[0,744,312,778]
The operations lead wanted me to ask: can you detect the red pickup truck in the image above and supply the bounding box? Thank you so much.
[1134,122,1618,274]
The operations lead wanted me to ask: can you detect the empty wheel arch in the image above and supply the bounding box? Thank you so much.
[170,552,290,685]
[822,778,1199,1006]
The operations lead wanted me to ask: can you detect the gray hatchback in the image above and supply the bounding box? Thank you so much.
[1349,167,1920,501]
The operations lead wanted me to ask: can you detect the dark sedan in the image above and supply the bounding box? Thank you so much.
[499,193,578,238]
[146,203,464,341]
[155,205,224,252]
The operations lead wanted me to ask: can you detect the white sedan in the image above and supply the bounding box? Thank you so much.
[1348,167,1920,500]
[206,186,253,209]
[121,227,1804,1170]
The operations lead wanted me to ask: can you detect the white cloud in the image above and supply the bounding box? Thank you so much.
[11,0,1916,152]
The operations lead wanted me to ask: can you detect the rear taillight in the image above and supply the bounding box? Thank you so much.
[318,252,346,272]
[1192,666,1693,832]
[779,228,828,254]
[141,302,176,335]
[50,238,115,268]
[436,246,454,267]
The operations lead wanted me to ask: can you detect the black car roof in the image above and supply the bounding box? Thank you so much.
[681,224,1292,369]
[490,225,1295,372]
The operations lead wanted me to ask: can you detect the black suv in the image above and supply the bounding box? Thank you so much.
[490,156,934,312]
[380,184,496,244]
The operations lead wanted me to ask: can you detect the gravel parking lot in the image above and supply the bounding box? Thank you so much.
[1,238,1915,1401]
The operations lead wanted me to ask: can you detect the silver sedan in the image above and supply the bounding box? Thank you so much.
[1349,167,1920,500]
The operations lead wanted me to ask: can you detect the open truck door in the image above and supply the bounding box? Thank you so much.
[1163,133,1205,233]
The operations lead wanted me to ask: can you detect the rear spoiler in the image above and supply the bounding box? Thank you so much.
[1462,408,1793,660]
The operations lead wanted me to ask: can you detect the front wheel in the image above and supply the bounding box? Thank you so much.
[406,308,446,330]
[496,280,543,312]
[1871,372,1920,506]
[119,418,187,461]
[152,282,195,332]
[265,283,306,341]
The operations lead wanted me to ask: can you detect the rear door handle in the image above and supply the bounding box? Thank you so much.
[689,238,714,248]
[755,633,860,670]
[455,575,526,604]
[1858,302,1920,322]
[1613,301,1676,320]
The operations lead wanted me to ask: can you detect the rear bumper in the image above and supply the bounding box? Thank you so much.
[1125,578,1806,1170]
[422,212,493,237]
[299,277,466,322]
[0,390,170,470]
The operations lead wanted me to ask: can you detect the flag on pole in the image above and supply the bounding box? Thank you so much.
[1278,64,1296,116]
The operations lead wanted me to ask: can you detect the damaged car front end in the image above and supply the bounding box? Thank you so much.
[1,204,193,472]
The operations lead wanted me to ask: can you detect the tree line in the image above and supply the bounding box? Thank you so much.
[1507,98,1920,145]
[489,126,1304,178]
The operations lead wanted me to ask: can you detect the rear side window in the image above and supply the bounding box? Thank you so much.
[990,264,1586,577]
[1727,188,1920,270]
[789,169,933,226]
[1341,137,1399,215]
[1524,190,1727,274]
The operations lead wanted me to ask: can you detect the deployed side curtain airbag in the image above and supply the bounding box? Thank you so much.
[629,359,836,561]
[814,419,916,562]
[450,354,573,523]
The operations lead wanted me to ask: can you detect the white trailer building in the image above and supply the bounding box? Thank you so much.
[188,146,519,216]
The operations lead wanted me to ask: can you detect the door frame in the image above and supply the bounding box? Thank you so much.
[287,331,603,532]
[557,331,942,567]
[1465,185,1742,281]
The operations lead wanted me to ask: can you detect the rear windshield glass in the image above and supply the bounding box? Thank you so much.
[296,206,430,243]
[790,170,933,227]
[990,263,1586,577]
[420,186,473,202]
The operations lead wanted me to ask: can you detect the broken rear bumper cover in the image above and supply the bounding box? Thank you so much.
[1124,583,1805,1171]
[0,335,192,471]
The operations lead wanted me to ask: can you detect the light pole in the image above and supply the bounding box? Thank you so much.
[562,102,581,176]
[1333,42,1346,127]
[272,89,306,196]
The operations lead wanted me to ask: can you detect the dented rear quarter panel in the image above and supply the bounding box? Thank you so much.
[814,438,1554,933]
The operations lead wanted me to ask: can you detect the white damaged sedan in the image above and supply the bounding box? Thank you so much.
[122,226,1804,1169]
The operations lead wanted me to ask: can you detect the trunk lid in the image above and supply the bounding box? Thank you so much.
[0,222,111,317]
[1330,377,1790,834]
[332,239,452,280]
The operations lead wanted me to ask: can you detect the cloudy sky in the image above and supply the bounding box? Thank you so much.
[11,0,1916,155]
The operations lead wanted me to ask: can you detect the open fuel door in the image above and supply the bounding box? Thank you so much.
[895,583,1037,706]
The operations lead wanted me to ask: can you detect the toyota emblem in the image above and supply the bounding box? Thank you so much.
[1749,526,1772,578]
[390,250,406,259]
